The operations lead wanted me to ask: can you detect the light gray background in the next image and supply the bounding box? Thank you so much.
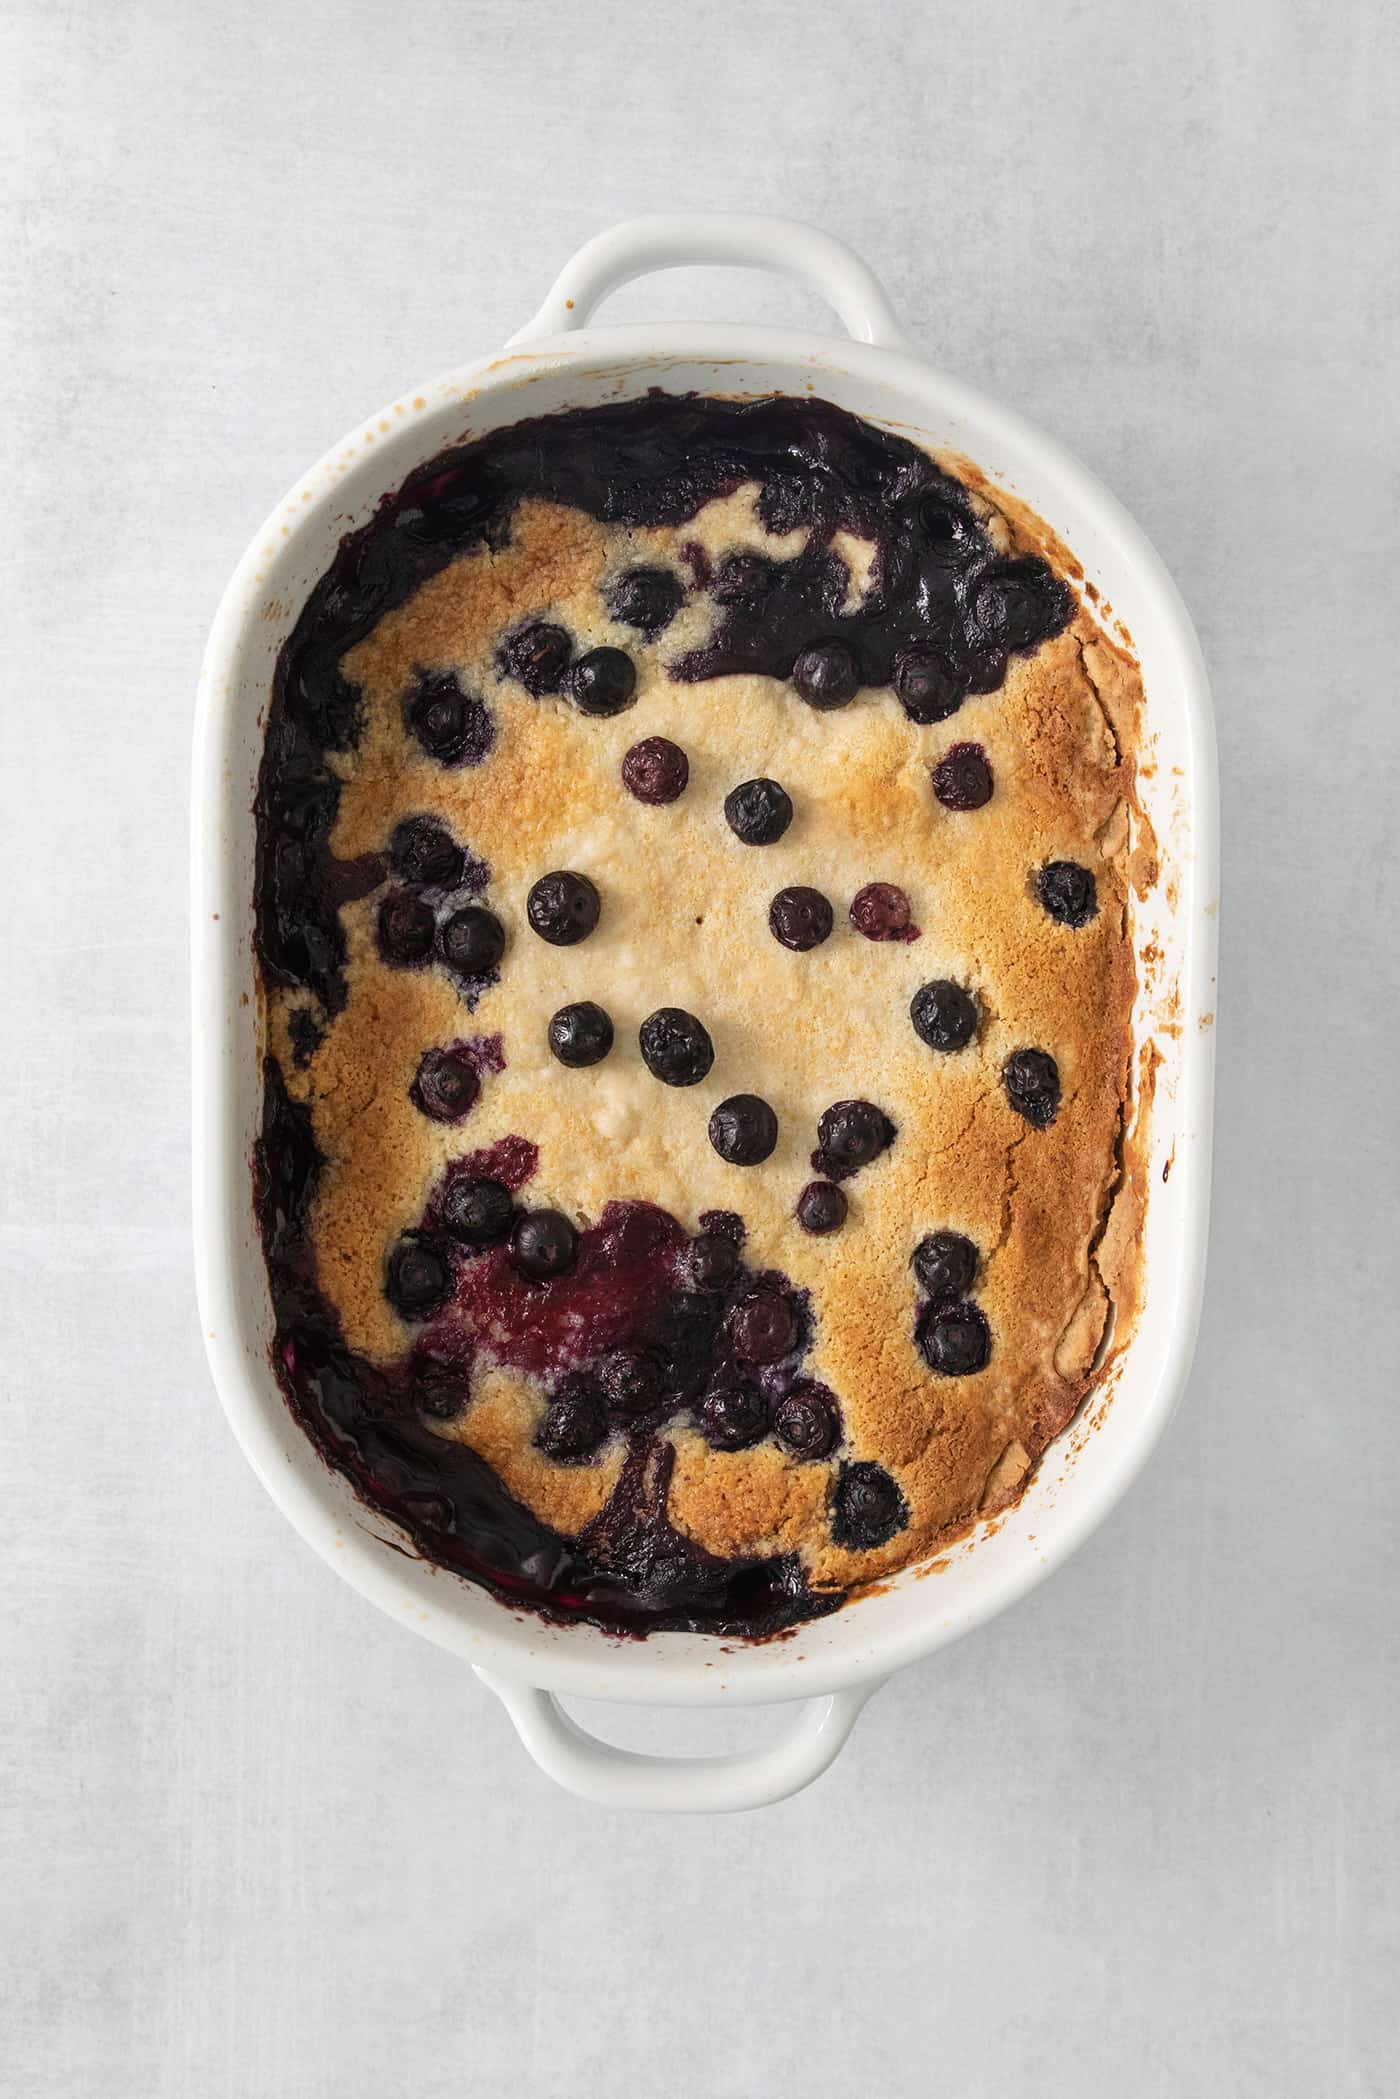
[4,1,1397,2093]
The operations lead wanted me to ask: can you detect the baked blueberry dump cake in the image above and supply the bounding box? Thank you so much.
[254,392,1150,1636]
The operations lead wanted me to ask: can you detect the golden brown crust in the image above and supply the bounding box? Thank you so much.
[265,457,1149,1594]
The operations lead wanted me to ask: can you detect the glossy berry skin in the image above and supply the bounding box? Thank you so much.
[792,639,860,710]
[712,551,774,607]
[638,1008,714,1087]
[1037,861,1098,928]
[916,1298,992,1376]
[511,1208,579,1280]
[972,558,1069,650]
[771,1381,839,1460]
[909,979,979,1053]
[892,644,963,724]
[439,1175,514,1246]
[548,1001,614,1068]
[439,905,505,976]
[728,1290,798,1365]
[911,1230,979,1302]
[932,742,994,811]
[621,737,689,804]
[570,647,637,717]
[527,871,600,946]
[813,1099,894,1181]
[708,1094,778,1166]
[384,1235,452,1319]
[607,566,683,634]
[404,674,493,765]
[377,890,436,967]
[796,1180,847,1235]
[724,778,792,845]
[535,1379,609,1462]
[697,1382,768,1452]
[388,815,465,889]
[596,1348,661,1418]
[1003,1047,1061,1127]
[498,621,572,696]
[850,883,915,941]
[831,1460,908,1548]
[410,1047,479,1124]
[769,886,833,952]
[686,1231,741,1290]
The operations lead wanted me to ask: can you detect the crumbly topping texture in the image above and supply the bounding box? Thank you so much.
[254,392,1147,1636]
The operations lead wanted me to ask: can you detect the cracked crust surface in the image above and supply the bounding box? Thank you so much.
[264,438,1148,1599]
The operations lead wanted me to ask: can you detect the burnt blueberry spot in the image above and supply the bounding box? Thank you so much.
[498,620,572,696]
[439,1175,514,1246]
[769,886,833,952]
[622,736,689,804]
[1003,1047,1061,1128]
[1037,860,1098,928]
[376,889,436,967]
[596,1347,661,1419]
[796,1180,847,1235]
[607,565,683,634]
[912,1230,979,1302]
[832,1460,908,1548]
[570,646,637,717]
[708,1094,778,1166]
[813,1099,894,1181]
[712,551,774,608]
[792,639,860,710]
[850,882,916,941]
[404,673,494,765]
[932,742,994,811]
[697,1382,768,1452]
[772,1381,840,1460]
[724,777,792,845]
[536,1377,609,1462]
[639,1007,714,1087]
[410,1046,479,1124]
[916,1298,991,1376]
[440,904,506,976]
[548,1001,614,1068]
[910,979,979,1053]
[972,557,1070,651]
[388,815,466,889]
[527,871,600,946]
[687,1231,741,1290]
[729,1289,798,1365]
[511,1207,578,1280]
[892,643,964,724]
[385,1235,452,1320]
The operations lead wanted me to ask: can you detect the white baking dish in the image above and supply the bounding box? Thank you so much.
[192,215,1217,1812]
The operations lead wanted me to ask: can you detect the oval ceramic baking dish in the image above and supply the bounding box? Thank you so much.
[192,215,1217,1812]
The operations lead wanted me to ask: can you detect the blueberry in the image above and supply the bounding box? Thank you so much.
[511,1208,578,1279]
[1003,1047,1061,1127]
[570,647,637,717]
[1037,861,1098,928]
[410,1046,479,1123]
[713,552,774,607]
[385,1235,452,1319]
[813,1099,894,1181]
[708,1094,778,1165]
[724,778,793,845]
[440,904,506,975]
[498,621,572,696]
[607,566,684,634]
[527,871,600,946]
[910,979,979,1053]
[850,882,914,941]
[639,1007,714,1087]
[960,642,1009,695]
[932,742,994,811]
[596,1347,661,1418]
[377,889,436,966]
[728,1290,798,1364]
[918,492,974,561]
[772,1381,840,1460]
[697,1382,768,1452]
[622,736,689,805]
[912,1230,979,1301]
[698,1209,746,1245]
[831,1460,908,1548]
[548,1001,614,1067]
[536,1378,609,1462]
[439,1175,514,1246]
[414,1355,472,1420]
[916,1298,991,1376]
[892,644,964,724]
[769,886,833,952]
[404,673,494,764]
[792,639,860,710]
[388,815,466,889]
[796,1180,847,1235]
[972,558,1069,650]
[687,1231,741,1290]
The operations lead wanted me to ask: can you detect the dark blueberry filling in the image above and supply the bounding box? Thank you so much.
[708,1094,778,1166]
[686,1231,741,1290]
[622,736,689,804]
[712,551,775,608]
[639,1008,714,1087]
[796,1180,847,1235]
[440,904,506,976]
[769,886,833,952]
[388,815,466,889]
[724,777,793,845]
[812,1098,895,1181]
[527,870,600,946]
[596,1347,662,1419]
[607,565,683,634]
[411,1046,480,1124]
[910,978,980,1053]
[536,1379,609,1461]
[1037,860,1098,928]
[831,1461,908,1549]
[1003,1047,1061,1127]
[548,1000,614,1067]
[972,558,1070,650]
[912,1230,979,1302]
[498,621,573,696]
[570,646,637,717]
[932,742,994,811]
[850,882,917,942]
[916,1298,992,1377]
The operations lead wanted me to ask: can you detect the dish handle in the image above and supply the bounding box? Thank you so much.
[506,213,909,351]
[475,1668,882,1814]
